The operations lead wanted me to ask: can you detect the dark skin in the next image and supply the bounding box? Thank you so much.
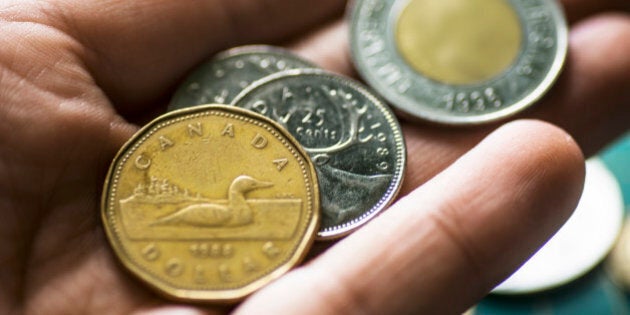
[0,0,628,314]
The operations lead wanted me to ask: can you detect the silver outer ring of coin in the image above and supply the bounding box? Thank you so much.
[349,0,568,125]
[168,45,318,110]
[492,158,624,294]
[231,68,406,240]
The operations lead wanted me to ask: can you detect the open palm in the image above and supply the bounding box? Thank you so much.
[0,0,627,314]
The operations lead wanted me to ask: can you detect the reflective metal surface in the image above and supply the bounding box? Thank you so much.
[232,69,406,239]
[349,0,568,125]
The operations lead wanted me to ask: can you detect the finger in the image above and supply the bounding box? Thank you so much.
[560,0,630,24]
[535,13,630,156]
[32,0,346,110]
[235,120,585,315]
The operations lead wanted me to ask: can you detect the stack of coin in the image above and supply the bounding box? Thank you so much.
[102,45,407,302]
[169,45,407,240]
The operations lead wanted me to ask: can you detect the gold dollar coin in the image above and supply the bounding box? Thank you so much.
[101,105,319,302]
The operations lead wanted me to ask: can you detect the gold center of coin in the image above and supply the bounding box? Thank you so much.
[396,0,522,85]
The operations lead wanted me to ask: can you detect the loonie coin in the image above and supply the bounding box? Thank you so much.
[349,0,568,125]
[232,69,406,239]
[492,159,624,294]
[102,105,319,302]
[168,45,317,110]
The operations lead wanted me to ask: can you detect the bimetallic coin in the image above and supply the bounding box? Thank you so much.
[232,69,406,239]
[102,105,319,302]
[492,159,624,294]
[349,0,568,125]
[169,45,317,110]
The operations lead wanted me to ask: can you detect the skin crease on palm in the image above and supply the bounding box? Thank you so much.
[0,0,627,314]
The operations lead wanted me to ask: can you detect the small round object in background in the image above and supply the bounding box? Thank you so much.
[492,159,624,294]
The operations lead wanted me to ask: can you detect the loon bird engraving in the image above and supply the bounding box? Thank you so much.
[153,175,273,227]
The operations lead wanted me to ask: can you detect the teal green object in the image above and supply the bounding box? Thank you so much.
[477,133,630,315]
[474,267,630,315]
[477,268,629,315]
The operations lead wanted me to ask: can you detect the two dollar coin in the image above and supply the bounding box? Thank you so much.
[349,0,568,125]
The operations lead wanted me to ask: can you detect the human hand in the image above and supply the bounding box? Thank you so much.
[0,0,626,314]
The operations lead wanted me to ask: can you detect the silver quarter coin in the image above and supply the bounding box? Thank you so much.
[168,45,317,110]
[232,69,406,239]
[492,159,624,294]
[349,0,568,125]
